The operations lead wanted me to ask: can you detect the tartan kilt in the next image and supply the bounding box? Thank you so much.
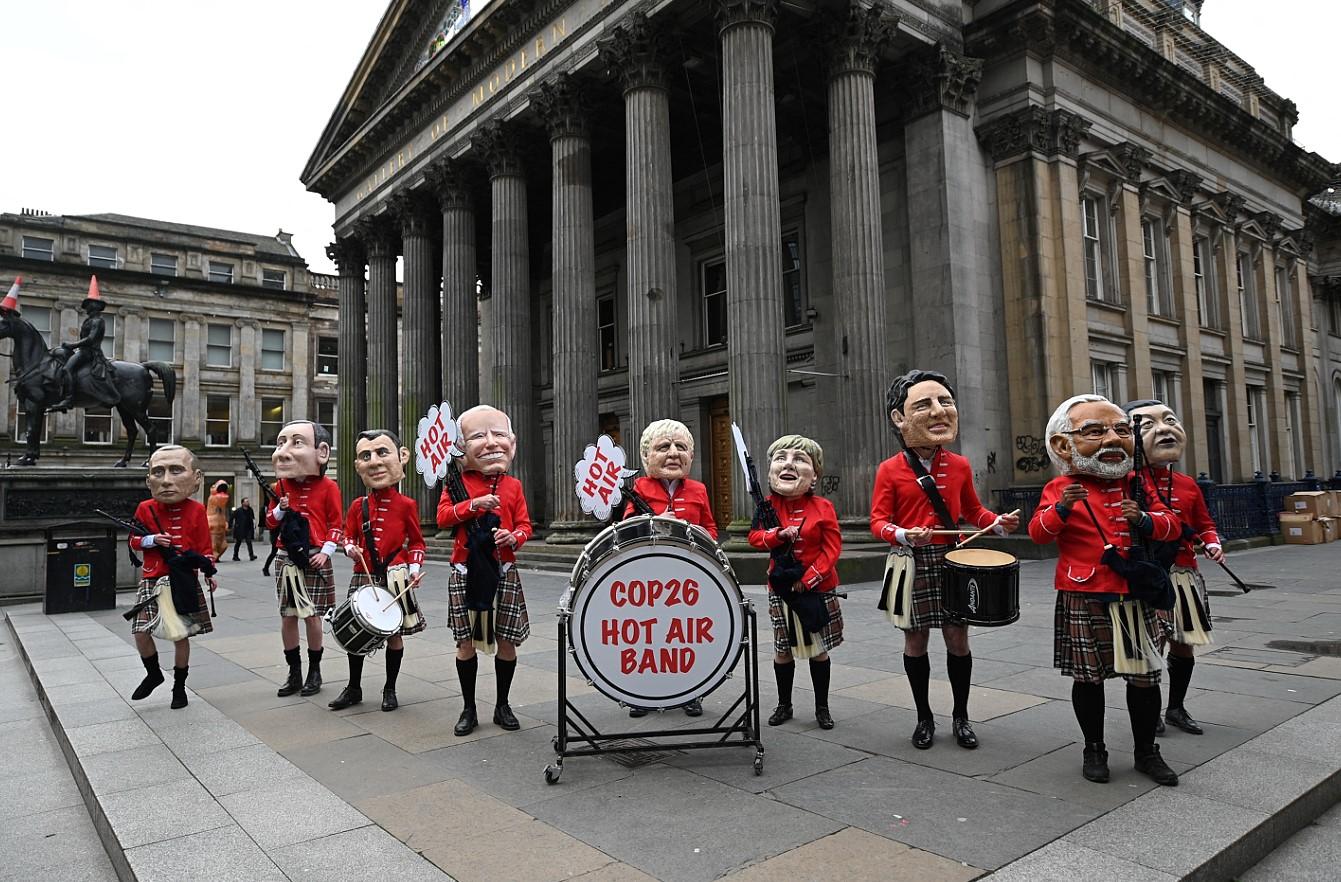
[1157,566,1212,646]
[274,550,336,617]
[130,577,212,638]
[768,590,843,656]
[903,544,956,631]
[347,572,427,636]
[448,565,529,646]
[1054,590,1161,685]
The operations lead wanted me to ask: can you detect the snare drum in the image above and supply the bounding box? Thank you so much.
[327,584,403,656]
[563,515,748,710]
[942,548,1020,627]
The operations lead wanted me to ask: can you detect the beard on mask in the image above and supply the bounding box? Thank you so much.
[1070,446,1133,480]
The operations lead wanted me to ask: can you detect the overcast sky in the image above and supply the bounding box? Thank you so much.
[3,1,1336,278]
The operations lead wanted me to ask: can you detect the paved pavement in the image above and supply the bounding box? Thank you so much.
[7,538,1341,880]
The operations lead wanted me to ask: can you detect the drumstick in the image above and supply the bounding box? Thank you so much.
[380,580,417,613]
[955,509,1021,549]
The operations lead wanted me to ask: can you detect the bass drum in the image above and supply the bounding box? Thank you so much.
[564,515,748,710]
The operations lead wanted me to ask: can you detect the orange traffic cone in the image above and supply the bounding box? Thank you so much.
[0,276,20,313]
[82,275,104,308]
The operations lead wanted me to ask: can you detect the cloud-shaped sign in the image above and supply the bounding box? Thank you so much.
[574,434,637,520]
[415,401,460,488]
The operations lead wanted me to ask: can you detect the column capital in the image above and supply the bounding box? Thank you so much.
[325,237,366,277]
[355,215,399,259]
[424,159,474,211]
[902,43,983,120]
[598,15,670,93]
[1253,209,1283,242]
[714,0,777,33]
[532,73,589,141]
[389,189,437,238]
[234,318,261,330]
[1166,168,1203,205]
[826,2,896,79]
[473,119,524,179]
[976,106,1092,162]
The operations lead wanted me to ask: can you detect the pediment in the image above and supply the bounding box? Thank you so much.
[1237,218,1270,242]
[1138,176,1185,207]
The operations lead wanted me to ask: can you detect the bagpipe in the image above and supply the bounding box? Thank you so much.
[95,508,216,635]
[446,458,503,653]
[732,423,829,658]
[242,449,315,616]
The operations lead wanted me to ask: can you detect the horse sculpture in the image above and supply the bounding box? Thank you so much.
[0,312,175,467]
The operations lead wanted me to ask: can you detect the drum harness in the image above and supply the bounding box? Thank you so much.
[879,450,959,621]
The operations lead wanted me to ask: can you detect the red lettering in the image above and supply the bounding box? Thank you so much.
[647,579,664,605]
[620,618,640,643]
[610,581,625,607]
[658,647,680,673]
[637,649,656,673]
[665,618,684,643]
[588,461,603,481]
[683,579,700,605]
[601,619,619,645]
[621,647,636,674]
[695,617,713,643]
[581,476,600,498]
[597,484,613,504]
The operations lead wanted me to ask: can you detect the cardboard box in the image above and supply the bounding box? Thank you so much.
[1285,491,1335,519]
[1324,518,1340,543]
[1280,513,1328,545]
[1331,491,1341,516]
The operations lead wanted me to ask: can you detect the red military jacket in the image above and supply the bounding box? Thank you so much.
[343,487,426,574]
[265,475,344,551]
[130,498,213,580]
[1029,473,1181,595]
[747,493,842,592]
[869,448,997,545]
[435,472,532,565]
[1134,466,1220,569]
[621,476,718,539]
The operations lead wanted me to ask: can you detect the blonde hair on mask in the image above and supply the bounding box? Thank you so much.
[766,434,823,476]
[639,419,693,469]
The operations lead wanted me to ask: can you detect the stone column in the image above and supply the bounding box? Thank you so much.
[717,0,786,520]
[393,190,442,523]
[291,321,311,426]
[359,217,400,435]
[535,74,600,539]
[237,320,258,444]
[600,18,678,435]
[826,3,893,526]
[180,316,203,442]
[328,238,367,509]
[474,121,537,505]
[426,160,479,417]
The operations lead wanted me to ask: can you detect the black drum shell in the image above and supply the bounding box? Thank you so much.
[941,551,1021,627]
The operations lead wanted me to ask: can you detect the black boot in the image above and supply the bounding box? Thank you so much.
[170,667,189,709]
[493,656,520,730]
[382,648,402,712]
[301,648,323,696]
[329,654,363,710]
[1082,741,1110,783]
[277,647,303,697]
[132,653,165,701]
[1134,744,1179,786]
[810,658,833,730]
[455,656,478,736]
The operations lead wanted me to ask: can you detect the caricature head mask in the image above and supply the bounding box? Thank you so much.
[766,434,822,498]
[1123,399,1186,466]
[887,369,958,450]
[457,406,515,475]
[146,445,202,505]
[272,420,332,480]
[1046,395,1134,479]
[354,429,410,489]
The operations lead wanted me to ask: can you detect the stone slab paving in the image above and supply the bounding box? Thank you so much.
[11,540,1341,879]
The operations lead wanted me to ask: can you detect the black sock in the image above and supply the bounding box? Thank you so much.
[809,658,831,709]
[774,660,795,707]
[456,656,478,710]
[946,652,973,719]
[283,647,301,672]
[495,656,516,706]
[384,648,403,691]
[903,654,933,722]
[1127,682,1160,751]
[1071,681,1106,743]
[307,647,323,669]
[1167,655,1194,711]
[346,654,364,690]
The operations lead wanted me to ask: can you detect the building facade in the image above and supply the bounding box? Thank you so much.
[302,0,1338,537]
[0,210,340,507]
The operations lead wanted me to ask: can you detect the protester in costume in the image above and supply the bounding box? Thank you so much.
[328,429,426,713]
[207,480,231,559]
[1029,394,1181,785]
[1124,399,1223,736]
[436,405,532,736]
[619,419,717,717]
[128,445,217,709]
[748,434,842,730]
[869,370,1019,750]
[266,420,343,698]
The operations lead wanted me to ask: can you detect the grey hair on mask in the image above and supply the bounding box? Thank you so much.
[1045,394,1110,474]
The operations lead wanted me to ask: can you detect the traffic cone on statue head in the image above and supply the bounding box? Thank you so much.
[82,275,104,310]
[1,276,20,314]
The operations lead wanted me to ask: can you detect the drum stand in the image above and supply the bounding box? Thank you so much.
[544,604,764,785]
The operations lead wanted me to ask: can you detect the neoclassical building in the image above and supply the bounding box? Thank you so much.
[303,0,1337,537]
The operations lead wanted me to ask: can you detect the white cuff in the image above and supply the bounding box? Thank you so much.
[993,524,1006,536]
[895,527,911,547]
[140,535,157,550]
[320,541,338,557]
[409,563,421,575]
[271,504,284,519]
[1205,543,1221,553]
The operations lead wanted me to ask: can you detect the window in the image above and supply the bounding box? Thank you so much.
[1193,237,1221,329]
[317,336,338,376]
[1152,370,1179,414]
[1142,217,1173,317]
[26,305,53,347]
[260,328,285,371]
[1082,195,1114,303]
[701,258,727,347]
[150,253,178,276]
[148,395,174,445]
[259,398,285,447]
[782,232,805,328]
[205,395,231,447]
[1331,292,1341,338]
[1091,360,1121,402]
[208,261,235,284]
[1276,266,1298,349]
[1203,379,1225,483]
[83,406,114,445]
[316,399,336,444]
[206,323,232,367]
[1237,252,1261,340]
[597,294,617,372]
[11,401,49,444]
[88,244,118,269]
[147,318,176,362]
[21,236,54,261]
[1245,385,1267,475]
[99,315,116,359]
[1284,391,1303,480]
[261,268,287,290]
